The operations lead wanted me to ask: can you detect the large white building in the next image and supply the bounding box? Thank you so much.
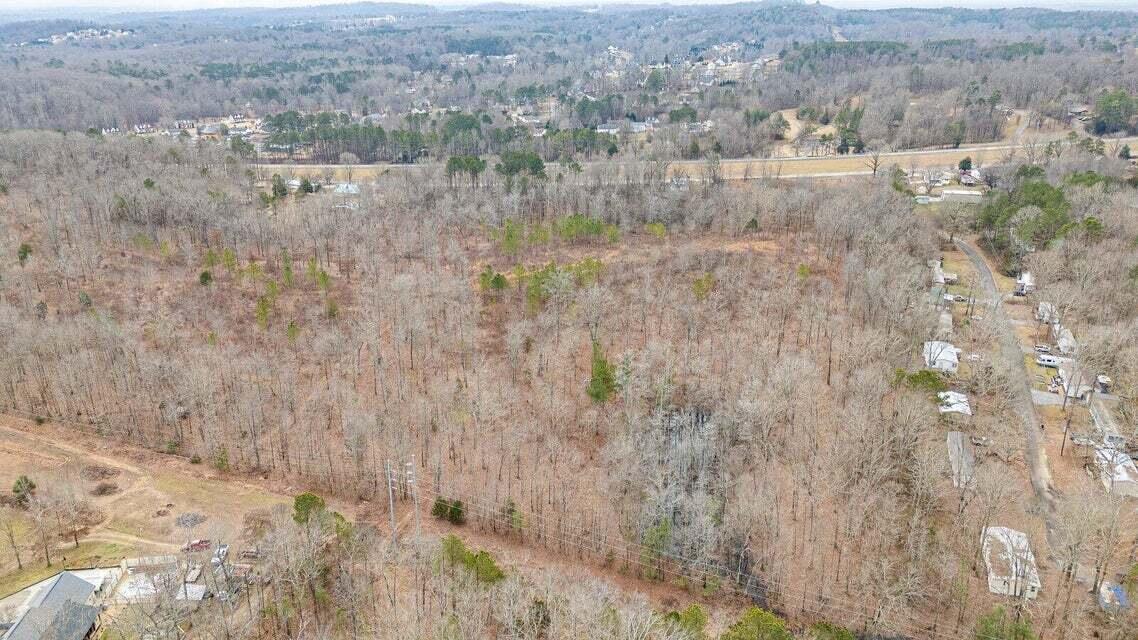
[982,526,1042,599]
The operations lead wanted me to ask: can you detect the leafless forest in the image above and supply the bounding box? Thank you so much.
[1,2,1138,640]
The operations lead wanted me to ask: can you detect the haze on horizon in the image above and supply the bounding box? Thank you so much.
[1,0,1135,15]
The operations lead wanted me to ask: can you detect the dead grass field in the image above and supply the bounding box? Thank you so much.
[0,418,294,595]
[259,136,1138,184]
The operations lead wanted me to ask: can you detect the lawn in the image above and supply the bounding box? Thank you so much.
[1024,354,1052,390]
[152,472,287,513]
[0,541,131,599]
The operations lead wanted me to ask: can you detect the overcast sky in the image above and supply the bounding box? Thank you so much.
[1,0,1134,14]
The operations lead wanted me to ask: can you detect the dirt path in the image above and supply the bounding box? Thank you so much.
[955,239,1055,508]
[0,419,146,476]
[1,416,728,619]
[84,531,181,552]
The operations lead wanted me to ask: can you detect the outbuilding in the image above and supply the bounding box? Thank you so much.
[937,391,972,416]
[946,431,975,488]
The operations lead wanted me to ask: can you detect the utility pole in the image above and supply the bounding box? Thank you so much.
[406,456,421,543]
[1060,412,1071,457]
[385,459,397,545]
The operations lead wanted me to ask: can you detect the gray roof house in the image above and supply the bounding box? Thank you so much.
[3,572,101,640]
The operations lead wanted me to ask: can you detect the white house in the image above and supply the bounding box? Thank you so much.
[937,391,972,416]
[1058,366,1092,401]
[941,189,984,204]
[1053,325,1077,355]
[1014,272,1035,296]
[1094,447,1138,497]
[930,260,958,286]
[982,526,1042,599]
[923,341,960,374]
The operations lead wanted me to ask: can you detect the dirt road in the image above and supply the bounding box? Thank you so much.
[955,239,1054,508]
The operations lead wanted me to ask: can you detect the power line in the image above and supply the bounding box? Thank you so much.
[412,480,986,640]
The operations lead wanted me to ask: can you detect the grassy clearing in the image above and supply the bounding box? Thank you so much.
[1024,354,1052,390]
[152,472,287,514]
[0,541,130,599]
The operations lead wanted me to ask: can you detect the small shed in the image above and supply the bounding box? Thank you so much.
[981,526,1042,599]
[946,431,975,488]
[923,341,960,374]
[1035,302,1057,324]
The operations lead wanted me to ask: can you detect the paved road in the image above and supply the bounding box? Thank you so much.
[955,239,1055,510]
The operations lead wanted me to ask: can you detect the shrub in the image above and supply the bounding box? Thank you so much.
[665,605,708,638]
[432,497,452,519]
[974,606,1036,640]
[213,447,229,471]
[12,475,36,507]
[439,534,505,584]
[720,607,792,640]
[586,341,617,403]
[895,368,949,393]
[17,242,32,266]
[448,500,466,525]
[692,272,715,301]
[810,622,855,640]
[431,497,467,525]
[293,492,327,524]
[91,482,120,496]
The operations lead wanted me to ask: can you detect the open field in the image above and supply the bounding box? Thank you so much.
[256,136,1138,183]
[0,417,294,596]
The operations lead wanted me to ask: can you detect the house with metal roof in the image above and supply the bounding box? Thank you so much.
[981,526,1042,599]
[923,340,960,374]
[3,571,102,640]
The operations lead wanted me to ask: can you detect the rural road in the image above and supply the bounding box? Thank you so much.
[955,239,1055,509]
[257,135,1138,182]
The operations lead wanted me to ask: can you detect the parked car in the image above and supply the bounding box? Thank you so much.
[183,539,211,552]
[1034,344,1051,354]
[1036,354,1062,368]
